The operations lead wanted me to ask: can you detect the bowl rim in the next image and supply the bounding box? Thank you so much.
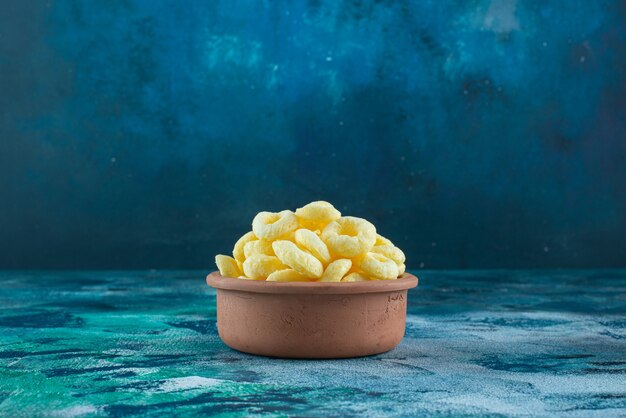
[206,271,418,294]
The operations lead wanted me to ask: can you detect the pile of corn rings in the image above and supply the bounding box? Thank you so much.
[215,201,406,282]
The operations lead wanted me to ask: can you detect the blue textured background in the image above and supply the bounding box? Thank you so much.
[1,0,625,269]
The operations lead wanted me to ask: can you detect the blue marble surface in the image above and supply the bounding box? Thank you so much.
[1,270,625,416]
[1,1,626,269]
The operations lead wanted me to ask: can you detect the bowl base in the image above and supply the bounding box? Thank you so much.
[215,288,410,359]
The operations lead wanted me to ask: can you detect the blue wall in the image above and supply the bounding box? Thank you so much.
[1,0,625,269]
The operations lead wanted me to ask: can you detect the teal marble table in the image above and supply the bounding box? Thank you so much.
[1,270,625,416]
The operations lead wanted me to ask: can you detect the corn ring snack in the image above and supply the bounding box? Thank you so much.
[233,231,257,263]
[272,240,324,278]
[281,229,297,242]
[375,234,393,247]
[341,272,370,282]
[397,263,406,276]
[215,255,242,278]
[215,201,407,281]
[295,201,341,230]
[360,252,399,280]
[322,216,376,258]
[370,245,406,266]
[319,259,352,282]
[267,269,310,282]
[242,254,286,279]
[295,229,331,265]
[252,210,299,241]
[243,239,275,258]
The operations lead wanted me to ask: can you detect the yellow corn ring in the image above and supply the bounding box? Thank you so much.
[360,252,399,280]
[397,263,406,276]
[370,245,406,265]
[243,239,275,258]
[320,259,352,282]
[267,269,311,282]
[242,254,286,280]
[375,234,393,246]
[252,210,299,241]
[321,216,376,258]
[272,240,324,278]
[295,228,331,264]
[215,255,242,278]
[341,272,370,282]
[233,231,257,263]
[295,201,341,229]
[280,229,297,243]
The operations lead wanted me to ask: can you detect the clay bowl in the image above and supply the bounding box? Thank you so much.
[205,271,418,359]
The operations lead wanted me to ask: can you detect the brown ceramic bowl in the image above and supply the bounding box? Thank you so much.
[205,271,418,359]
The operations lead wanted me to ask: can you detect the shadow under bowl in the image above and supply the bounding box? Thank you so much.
[205,271,418,359]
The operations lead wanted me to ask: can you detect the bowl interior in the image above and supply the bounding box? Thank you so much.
[206,271,418,294]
